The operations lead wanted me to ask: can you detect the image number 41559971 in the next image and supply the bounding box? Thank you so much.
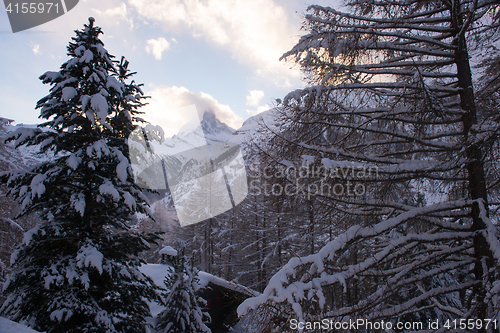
[3,0,79,33]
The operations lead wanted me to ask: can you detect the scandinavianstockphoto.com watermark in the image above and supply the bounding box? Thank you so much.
[289,318,499,331]
[247,157,379,199]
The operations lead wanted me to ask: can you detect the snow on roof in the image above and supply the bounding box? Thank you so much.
[0,317,42,333]
[139,263,259,299]
[139,263,260,317]
[159,246,178,256]
[198,271,260,297]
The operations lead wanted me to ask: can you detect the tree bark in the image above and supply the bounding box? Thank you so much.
[453,0,492,325]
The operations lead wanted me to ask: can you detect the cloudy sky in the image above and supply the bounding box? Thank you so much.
[0,0,337,132]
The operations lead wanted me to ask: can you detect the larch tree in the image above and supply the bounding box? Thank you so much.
[238,0,500,331]
[0,18,160,333]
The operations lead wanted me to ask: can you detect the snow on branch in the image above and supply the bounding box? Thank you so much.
[238,200,472,320]
[477,198,500,262]
[76,244,104,275]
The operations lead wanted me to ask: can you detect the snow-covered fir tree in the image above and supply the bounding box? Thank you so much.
[156,253,210,333]
[0,18,160,332]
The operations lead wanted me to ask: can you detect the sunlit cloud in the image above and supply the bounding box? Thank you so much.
[247,104,271,116]
[92,2,134,30]
[128,0,301,86]
[141,85,243,137]
[246,90,271,116]
[246,90,265,108]
[145,37,171,60]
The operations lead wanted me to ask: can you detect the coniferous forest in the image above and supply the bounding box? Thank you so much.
[1,0,500,332]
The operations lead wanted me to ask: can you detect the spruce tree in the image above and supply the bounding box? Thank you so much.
[156,254,210,333]
[0,18,160,332]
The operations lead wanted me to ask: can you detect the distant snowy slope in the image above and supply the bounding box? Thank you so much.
[1,121,51,170]
[229,108,281,145]
[2,108,277,173]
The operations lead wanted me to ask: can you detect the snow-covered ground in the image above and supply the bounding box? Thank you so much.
[0,317,42,333]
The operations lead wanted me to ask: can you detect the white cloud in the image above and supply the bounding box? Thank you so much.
[246,89,271,115]
[128,0,301,86]
[246,90,265,108]
[92,2,134,29]
[32,44,41,55]
[247,104,271,116]
[145,38,171,60]
[141,85,243,137]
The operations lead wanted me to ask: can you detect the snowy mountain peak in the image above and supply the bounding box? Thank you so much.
[200,110,235,137]
[177,110,235,143]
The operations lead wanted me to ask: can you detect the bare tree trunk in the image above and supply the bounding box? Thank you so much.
[453,0,492,324]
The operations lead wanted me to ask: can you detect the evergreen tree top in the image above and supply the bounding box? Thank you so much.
[5,17,147,156]
[2,18,151,224]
